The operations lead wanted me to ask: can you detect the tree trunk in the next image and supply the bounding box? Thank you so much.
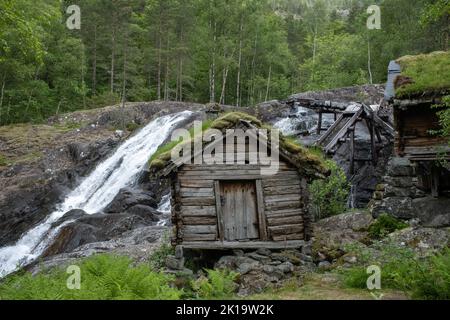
[164,35,170,101]
[209,20,217,103]
[236,19,243,107]
[265,63,272,102]
[368,39,373,85]
[0,75,5,124]
[312,23,318,82]
[249,30,258,106]
[92,24,97,94]
[110,26,116,94]
[157,20,162,101]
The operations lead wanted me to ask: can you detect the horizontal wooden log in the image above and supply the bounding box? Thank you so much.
[265,209,304,218]
[180,190,214,197]
[269,224,304,236]
[265,194,301,203]
[262,178,301,187]
[182,216,217,226]
[182,164,293,171]
[263,185,301,194]
[180,197,216,206]
[181,206,216,217]
[179,180,214,188]
[182,225,217,234]
[267,216,303,226]
[183,234,217,241]
[265,200,302,211]
[272,234,304,241]
[181,240,305,250]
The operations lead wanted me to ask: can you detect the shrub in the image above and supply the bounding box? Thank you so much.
[0,154,7,167]
[310,160,350,220]
[368,214,409,239]
[149,237,175,271]
[0,255,182,300]
[191,269,239,300]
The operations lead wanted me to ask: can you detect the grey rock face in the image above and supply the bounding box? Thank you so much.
[104,188,157,213]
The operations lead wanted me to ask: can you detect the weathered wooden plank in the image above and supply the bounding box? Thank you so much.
[179,170,300,177]
[183,234,217,241]
[265,201,302,211]
[265,209,304,219]
[272,234,304,241]
[179,180,214,188]
[181,240,305,250]
[267,216,303,226]
[214,181,225,241]
[265,194,301,203]
[263,185,301,194]
[182,216,217,226]
[256,180,268,241]
[182,164,292,171]
[269,224,304,236]
[182,225,217,234]
[180,197,216,206]
[181,206,216,217]
[180,190,214,198]
[262,178,301,187]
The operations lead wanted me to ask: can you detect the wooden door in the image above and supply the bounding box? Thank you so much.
[220,181,259,241]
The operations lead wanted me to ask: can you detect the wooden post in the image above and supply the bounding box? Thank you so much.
[255,180,268,241]
[214,181,225,241]
[350,127,355,175]
[317,112,323,135]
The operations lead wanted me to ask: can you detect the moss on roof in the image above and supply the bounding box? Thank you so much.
[149,112,328,180]
[395,51,450,98]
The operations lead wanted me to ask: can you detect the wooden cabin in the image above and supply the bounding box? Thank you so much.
[388,52,450,196]
[150,113,327,250]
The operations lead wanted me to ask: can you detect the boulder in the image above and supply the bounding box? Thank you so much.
[386,157,414,177]
[104,188,157,213]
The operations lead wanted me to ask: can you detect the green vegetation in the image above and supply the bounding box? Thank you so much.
[0,255,182,300]
[395,51,450,98]
[1,0,448,125]
[368,214,409,239]
[148,235,175,271]
[310,160,350,220]
[341,244,450,300]
[191,269,239,300]
[0,154,7,167]
[0,254,242,300]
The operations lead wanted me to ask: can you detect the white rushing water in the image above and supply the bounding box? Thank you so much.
[156,194,171,227]
[0,111,193,277]
[274,107,318,136]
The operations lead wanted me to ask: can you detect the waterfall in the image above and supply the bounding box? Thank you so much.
[274,107,318,136]
[0,111,193,277]
[156,194,171,227]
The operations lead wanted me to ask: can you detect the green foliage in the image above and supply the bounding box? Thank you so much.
[149,236,175,271]
[1,0,448,125]
[310,160,350,220]
[396,51,450,98]
[191,269,239,300]
[341,244,450,300]
[0,154,7,167]
[368,214,409,239]
[0,255,183,300]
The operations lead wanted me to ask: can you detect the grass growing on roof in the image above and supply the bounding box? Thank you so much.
[395,51,450,98]
[149,112,328,178]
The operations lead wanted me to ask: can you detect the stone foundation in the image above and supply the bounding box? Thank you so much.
[370,157,450,227]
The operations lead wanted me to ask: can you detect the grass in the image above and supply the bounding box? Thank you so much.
[249,273,408,300]
[0,154,8,167]
[396,51,450,98]
[341,244,450,300]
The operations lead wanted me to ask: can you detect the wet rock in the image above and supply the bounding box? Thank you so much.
[387,158,414,177]
[104,188,157,213]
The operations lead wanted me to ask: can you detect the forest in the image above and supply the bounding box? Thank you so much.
[0,0,448,125]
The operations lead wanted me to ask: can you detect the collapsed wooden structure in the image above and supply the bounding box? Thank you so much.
[286,97,395,174]
[150,113,327,250]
